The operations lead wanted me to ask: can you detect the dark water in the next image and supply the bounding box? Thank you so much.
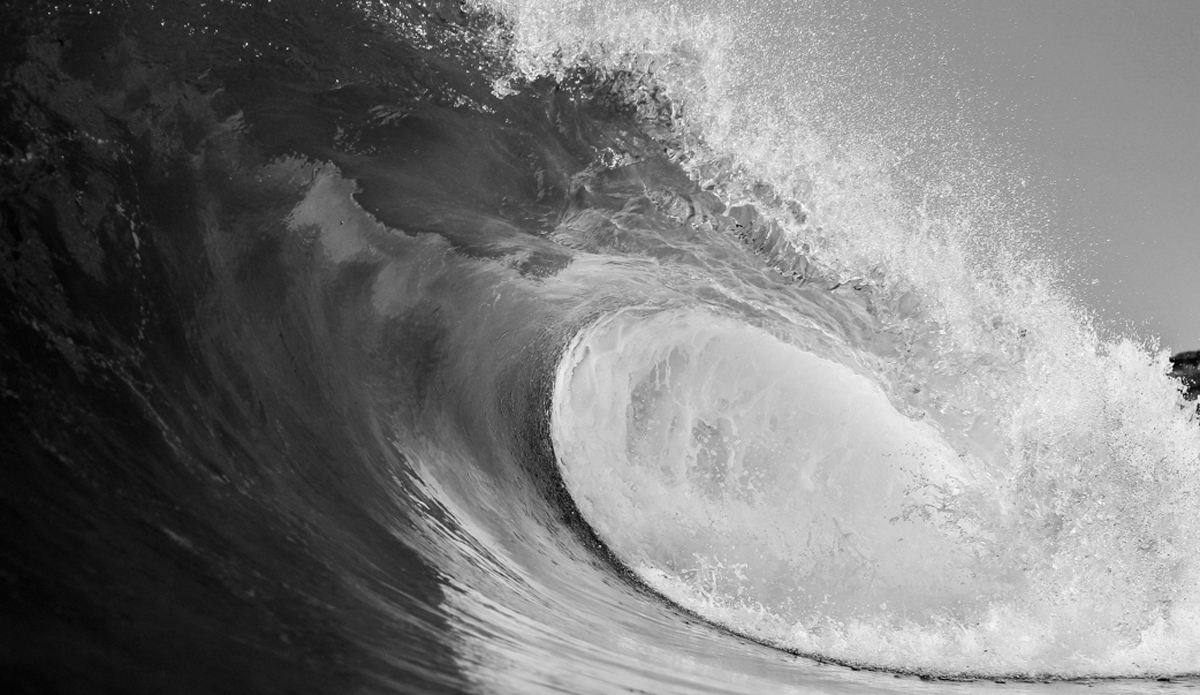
[3,1,1199,693]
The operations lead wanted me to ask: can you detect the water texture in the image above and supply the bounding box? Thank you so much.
[3,0,1198,692]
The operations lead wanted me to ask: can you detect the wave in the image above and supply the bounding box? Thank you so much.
[491,0,1200,678]
[3,0,1199,691]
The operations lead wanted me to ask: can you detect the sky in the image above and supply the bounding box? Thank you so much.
[931,0,1200,351]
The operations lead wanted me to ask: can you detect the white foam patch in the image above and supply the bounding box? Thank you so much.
[552,308,1200,678]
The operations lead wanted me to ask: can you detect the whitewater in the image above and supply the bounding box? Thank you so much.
[3,0,1198,692]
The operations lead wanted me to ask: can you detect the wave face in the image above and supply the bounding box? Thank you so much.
[3,0,1199,692]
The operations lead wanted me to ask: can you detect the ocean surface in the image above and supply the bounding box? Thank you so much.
[3,0,1200,692]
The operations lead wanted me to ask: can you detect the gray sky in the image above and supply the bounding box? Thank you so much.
[932,0,1200,351]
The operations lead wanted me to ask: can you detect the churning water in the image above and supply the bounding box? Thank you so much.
[3,0,1198,692]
